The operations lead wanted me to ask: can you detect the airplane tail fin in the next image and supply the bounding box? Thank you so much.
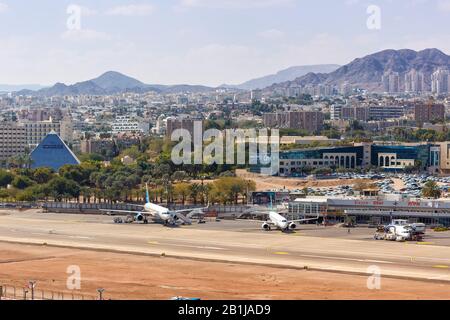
[145,183,150,203]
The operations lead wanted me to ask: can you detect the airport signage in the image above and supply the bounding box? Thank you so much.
[328,199,450,209]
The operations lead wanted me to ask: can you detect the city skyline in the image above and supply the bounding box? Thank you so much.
[1,0,450,86]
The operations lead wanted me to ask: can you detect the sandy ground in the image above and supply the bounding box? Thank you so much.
[235,169,372,191]
[1,242,449,300]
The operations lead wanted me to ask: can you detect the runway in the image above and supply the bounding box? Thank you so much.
[0,210,449,283]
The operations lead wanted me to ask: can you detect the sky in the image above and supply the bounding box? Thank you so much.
[0,0,449,87]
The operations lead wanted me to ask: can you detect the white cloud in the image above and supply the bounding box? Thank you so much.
[0,2,8,13]
[80,6,97,16]
[179,0,294,9]
[105,4,154,16]
[258,29,285,40]
[61,29,112,42]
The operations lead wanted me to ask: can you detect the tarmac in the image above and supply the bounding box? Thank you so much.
[0,210,449,283]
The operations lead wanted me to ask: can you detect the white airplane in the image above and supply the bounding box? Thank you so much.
[102,185,208,227]
[260,210,320,232]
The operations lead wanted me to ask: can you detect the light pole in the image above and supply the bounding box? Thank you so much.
[97,288,105,301]
[28,280,36,300]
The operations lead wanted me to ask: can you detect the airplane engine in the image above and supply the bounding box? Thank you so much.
[289,223,297,230]
[135,214,144,222]
[262,223,270,231]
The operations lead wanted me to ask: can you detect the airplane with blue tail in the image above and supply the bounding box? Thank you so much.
[102,184,209,226]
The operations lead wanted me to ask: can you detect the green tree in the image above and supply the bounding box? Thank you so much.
[422,181,442,199]
[32,167,54,184]
[12,175,34,190]
[46,177,81,202]
[0,170,14,188]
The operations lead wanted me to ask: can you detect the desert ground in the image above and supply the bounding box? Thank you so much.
[1,242,450,300]
[235,169,373,191]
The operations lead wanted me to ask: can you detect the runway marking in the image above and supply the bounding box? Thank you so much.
[148,242,227,251]
[417,242,435,245]
[68,236,92,240]
[300,254,394,264]
[273,252,290,255]
[433,265,449,269]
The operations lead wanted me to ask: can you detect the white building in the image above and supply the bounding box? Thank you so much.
[431,68,450,95]
[112,116,149,134]
[405,69,425,93]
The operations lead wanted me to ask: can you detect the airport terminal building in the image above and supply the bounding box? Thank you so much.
[278,142,445,176]
[288,197,450,227]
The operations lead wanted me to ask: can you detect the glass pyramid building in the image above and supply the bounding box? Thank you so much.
[30,131,80,171]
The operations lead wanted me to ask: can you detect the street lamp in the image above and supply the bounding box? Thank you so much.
[97,288,105,300]
[28,280,36,300]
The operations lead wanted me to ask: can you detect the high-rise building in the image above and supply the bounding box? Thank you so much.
[414,103,446,125]
[382,72,400,94]
[0,123,27,164]
[20,119,61,148]
[431,68,450,95]
[60,116,74,144]
[405,69,425,93]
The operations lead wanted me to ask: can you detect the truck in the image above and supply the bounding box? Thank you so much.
[374,220,426,242]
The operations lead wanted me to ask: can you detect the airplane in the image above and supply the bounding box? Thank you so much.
[259,210,320,232]
[102,184,209,227]
[244,198,320,232]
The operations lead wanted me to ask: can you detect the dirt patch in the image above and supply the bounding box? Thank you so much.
[0,242,448,300]
[235,169,369,191]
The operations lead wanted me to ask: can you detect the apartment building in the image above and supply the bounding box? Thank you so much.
[20,119,61,147]
[414,103,446,125]
[0,123,27,162]
[262,111,324,133]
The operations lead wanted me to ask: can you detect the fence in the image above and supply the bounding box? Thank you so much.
[0,284,97,301]
[1,200,257,218]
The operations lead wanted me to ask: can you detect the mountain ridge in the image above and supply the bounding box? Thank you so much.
[267,48,450,92]
[222,64,341,90]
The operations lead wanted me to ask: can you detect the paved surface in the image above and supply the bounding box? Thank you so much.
[0,210,449,283]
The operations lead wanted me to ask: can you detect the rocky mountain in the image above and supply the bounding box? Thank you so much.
[222,64,340,90]
[267,49,450,92]
[17,71,216,96]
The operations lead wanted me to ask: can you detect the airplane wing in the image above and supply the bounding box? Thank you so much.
[173,207,209,213]
[289,216,320,223]
[237,218,273,224]
[100,209,155,217]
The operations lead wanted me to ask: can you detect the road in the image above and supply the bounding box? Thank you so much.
[0,210,449,283]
